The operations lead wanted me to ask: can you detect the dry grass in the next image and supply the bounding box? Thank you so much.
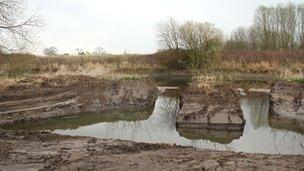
[217,51,304,80]
[38,62,111,78]
[0,50,303,88]
[0,77,21,91]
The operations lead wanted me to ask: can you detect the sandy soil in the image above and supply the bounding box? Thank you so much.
[0,130,303,171]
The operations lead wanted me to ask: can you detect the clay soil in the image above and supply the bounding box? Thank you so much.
[0,76,304,170]
[0,130,303,171]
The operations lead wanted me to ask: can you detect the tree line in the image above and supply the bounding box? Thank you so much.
[225,3,304,51]
[1,1,303,69]
[43,46,107,56]
[156,2,304,69]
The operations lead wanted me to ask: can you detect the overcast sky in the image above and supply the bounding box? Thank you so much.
[29,0,303,55]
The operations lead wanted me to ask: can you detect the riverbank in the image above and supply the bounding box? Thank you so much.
[0,75,158,126]
[1,52,304,170]
[0,129,303,170]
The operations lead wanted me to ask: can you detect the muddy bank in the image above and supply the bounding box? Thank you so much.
[177,84,245,131]
[0,75,158,126]
[0,130,303,170]
[270,81,304,127]
[177,128,243,144]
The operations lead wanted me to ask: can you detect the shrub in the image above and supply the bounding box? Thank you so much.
[292,78,304,83]
[156,18,224,70]
[179,22,223,69]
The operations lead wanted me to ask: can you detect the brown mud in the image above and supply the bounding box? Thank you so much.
[0,130,303,171]
[0,75,158,126]
[270,81,304,128]
[177,84,245,131]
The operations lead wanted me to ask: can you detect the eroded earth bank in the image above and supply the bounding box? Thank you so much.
[0,75,158,126]
[0,75,304,170]
[270,81,304,132]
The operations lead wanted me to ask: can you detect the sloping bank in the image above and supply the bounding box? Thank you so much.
[0,75,159,126]
[269,81,304,132]
[0,130,303,170]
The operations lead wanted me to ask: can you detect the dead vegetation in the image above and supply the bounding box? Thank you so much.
[0,50,303,89]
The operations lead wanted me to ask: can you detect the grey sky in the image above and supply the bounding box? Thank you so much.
[30,0,303,54]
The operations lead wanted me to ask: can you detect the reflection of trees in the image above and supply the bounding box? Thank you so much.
[50,91,304,154]
[242,95,269,129]
[177,128,243,144]
[6,109,152,131]
[187,139,234,151]
[152,95,180,130]
[102,95,180,141]
[270,127,304,154]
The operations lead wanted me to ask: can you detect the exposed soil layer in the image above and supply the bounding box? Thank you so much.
[270,81,304,127]
[177,84,245,131]
[0,75,158,126]
[0,130,303,170]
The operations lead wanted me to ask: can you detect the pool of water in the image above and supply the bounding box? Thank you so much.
[5,89,304,155]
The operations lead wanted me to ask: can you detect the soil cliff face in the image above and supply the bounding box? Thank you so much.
[0,75,159,125]
[270,81,304,126]
[177,84,245,131]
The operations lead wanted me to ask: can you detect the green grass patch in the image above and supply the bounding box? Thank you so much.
[291,77,304,83]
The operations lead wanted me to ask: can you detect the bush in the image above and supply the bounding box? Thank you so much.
[156,18,224,70]
[292,78,304,83]
[179,22,223,69]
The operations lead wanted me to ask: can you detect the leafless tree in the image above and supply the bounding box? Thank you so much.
[43,46,58,56]
[297,4,304,49]
[226,3,304,51]
[276,3,297,50]
[76,48,85,55]
[226,27,250,50]
[253,6,278,50]
[156,17,180,51]
[0,0,41,53]
[156,18,223,69]
[179,21,223,68]
[93,46,106,55]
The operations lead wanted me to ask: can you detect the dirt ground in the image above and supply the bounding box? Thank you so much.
[0,75,158,126]
[177,84,245,131]
[0,130,303,171]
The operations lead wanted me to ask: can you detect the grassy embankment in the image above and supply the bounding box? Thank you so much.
[0,50,303,90]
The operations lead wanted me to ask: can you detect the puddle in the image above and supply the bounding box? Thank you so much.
[3,89,304,155]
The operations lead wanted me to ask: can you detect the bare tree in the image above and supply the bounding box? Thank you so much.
[93,47,106,55]
[226,27,251,50]
[179,21,223,68]
[0,0,41,53]
[76,48,85,55]
[253,6,278,50]
[298,4,304,49]
[276,3,297,50]
[156,17,180,51]
[43,47,58,56]
[226,3,303,51]
[156,19,223,69]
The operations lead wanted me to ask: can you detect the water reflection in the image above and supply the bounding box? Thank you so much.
[1,109,152,130]
[4,89,304,155]
[245,93,269,129]
[177,128,243,144]
[239,92,304,154]
[53,94,181,143]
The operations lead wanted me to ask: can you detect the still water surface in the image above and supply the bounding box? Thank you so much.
[7,89,304,155]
